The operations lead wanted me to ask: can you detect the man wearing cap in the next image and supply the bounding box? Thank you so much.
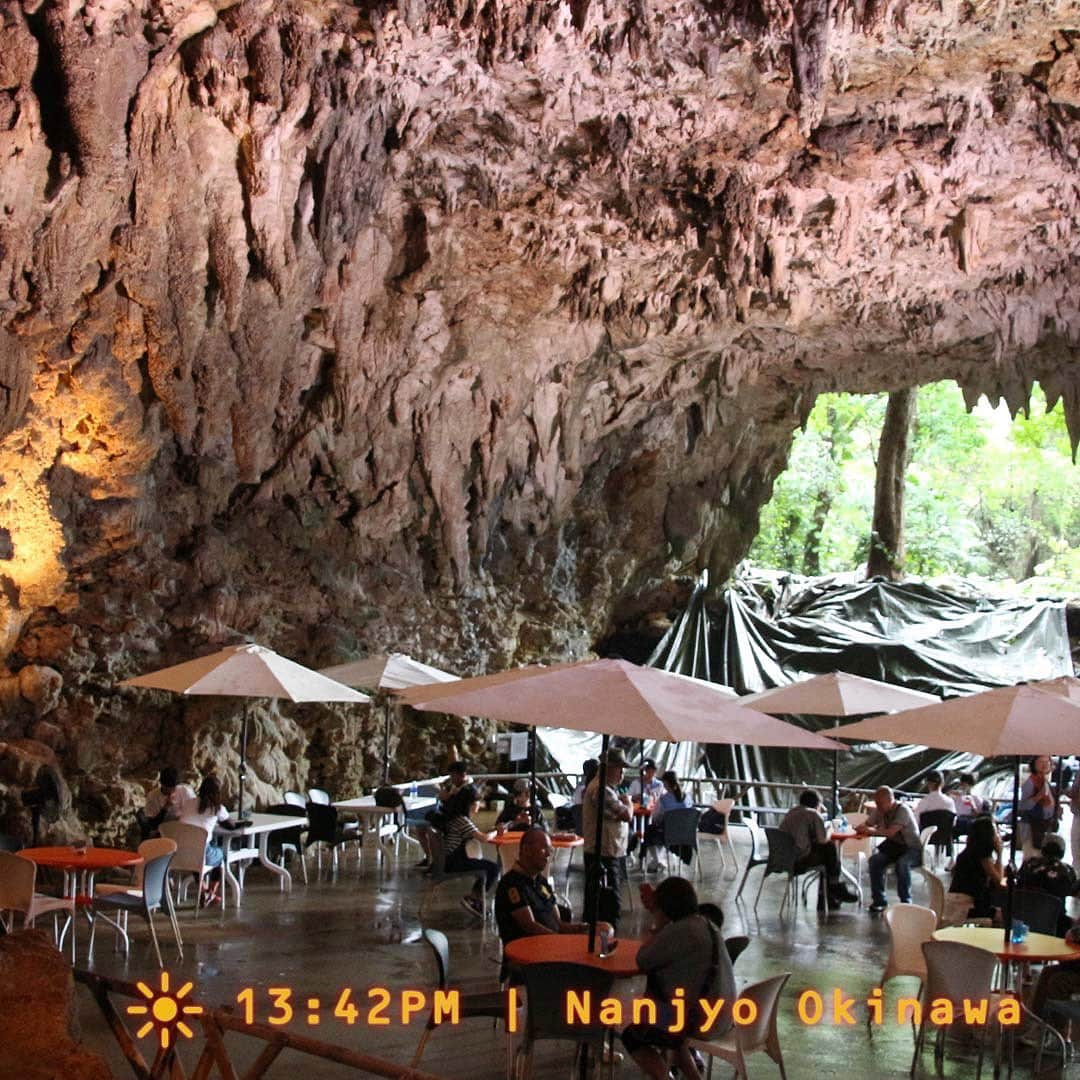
[581,747,634,930]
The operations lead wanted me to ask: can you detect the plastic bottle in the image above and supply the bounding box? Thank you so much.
[409,779,418,798]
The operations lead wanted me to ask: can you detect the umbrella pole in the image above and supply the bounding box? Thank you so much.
[1004,754,1021,948]
[237,702,251,823]
[587,733,610,955]
[832,720,840,819]
[383,700,392,784]
[529,727,537,825]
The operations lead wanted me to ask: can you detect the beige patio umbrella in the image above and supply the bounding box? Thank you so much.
[121,643,370,820]
[319,653,459,781]
[1030,675,1080,702]
[401,658,841,949]
[831,684,1080,943]
[741,672,940,814]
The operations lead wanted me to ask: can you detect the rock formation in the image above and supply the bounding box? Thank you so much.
[0,0,1078,835]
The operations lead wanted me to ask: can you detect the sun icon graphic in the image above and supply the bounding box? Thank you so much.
[126,972,204,1049]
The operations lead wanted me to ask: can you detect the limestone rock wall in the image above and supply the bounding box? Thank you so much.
[0,0,1078,838]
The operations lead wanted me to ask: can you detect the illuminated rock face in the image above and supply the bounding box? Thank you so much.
[0,1,1078,831]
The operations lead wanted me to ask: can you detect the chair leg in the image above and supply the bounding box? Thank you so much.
[146,910,164,969]
[165,889,184,960]
[753,870,768,914]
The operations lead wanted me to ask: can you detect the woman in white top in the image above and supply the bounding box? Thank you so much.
[179,775,232,869]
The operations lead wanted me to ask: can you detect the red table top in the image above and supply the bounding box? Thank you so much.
[632,804,653,816]
[504,933,641,977]
[830,832,858,842]
[19,846,141,871]
[490,833,584,849]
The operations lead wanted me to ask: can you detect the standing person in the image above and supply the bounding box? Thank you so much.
[1068,770,1080,870]
[1018,755,1058,860]
[948,815,1004,921]
[179,775,234,906]
[572,759,599,806]
[141,766,195,839]
[581,748,633,931]
[779,790,859,905]
[621,877,737,1080]
[641,771,693,873]
[855,786,922,914]
[440,783,499,919]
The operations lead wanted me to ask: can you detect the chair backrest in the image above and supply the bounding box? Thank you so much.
[922,870,946,922]
[570,804,584,837]
[304,803,340,845]
[308,788,331,805]
[0,851,35,914]
[283,791,307,808]
[159,821,211,873]
[918,826,937,853]
[140,850,176,911]
[919,810,956,846]
[844,811,868,829]
[662,808,701,848]
[729,973,790,1051]
[884,903,938,981]
[990,886,1063,934]
[416,783,440,798]
[921,940,997,1009]
[763,828,798,874]
[263,804,306,849]
[374,786,405,809]
[133,837,177,888]
[725,935,750,967]
[520,962,615,1043]
[421,928,450,990]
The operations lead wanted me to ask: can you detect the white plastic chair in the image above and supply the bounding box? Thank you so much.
[283,791,307,808]
[160,821,215,916]
[915,867,947,924]
[698,799,738,874]
[871,903,937,1038]
[689,972,790,1079]
[307,788,331,805]
[0,851,75,959]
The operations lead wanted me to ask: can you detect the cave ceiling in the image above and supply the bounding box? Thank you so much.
[0,0,1079,809]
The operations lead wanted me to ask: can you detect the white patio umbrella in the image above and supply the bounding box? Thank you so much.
[401,658,841,949]
[741,672,940,814]
[831,684,1080,944]
[1030,675,1080,702]
[319,653,459,781]
[121,643,370,820]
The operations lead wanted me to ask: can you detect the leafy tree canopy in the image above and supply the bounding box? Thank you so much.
[748,381,1080,594]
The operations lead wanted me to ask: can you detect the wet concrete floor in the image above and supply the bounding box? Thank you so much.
[73,830,1079,1078]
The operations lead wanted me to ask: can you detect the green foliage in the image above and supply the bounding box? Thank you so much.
[749,381,1080,590]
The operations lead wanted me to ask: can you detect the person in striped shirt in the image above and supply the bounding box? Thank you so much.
[441,783,499,918]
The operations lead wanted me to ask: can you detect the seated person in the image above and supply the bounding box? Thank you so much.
[641,771,693,874]
[622,877,737,1080]
[1018,754,1058,859]
[628,759,664,807]
[411,759,471,869]
[495,779,546,831]
[856,786,922,914]
[1018,834,1078,934]
[178,775,234,905]
[440,783,499,919]
[495,827,606,977]
[1027,918,1080,1033]
[915,770,956,818]
[140,766,195,838]
[779,790,858,906]
[571,759,599,806]
[948,815,1004,921]
[950,772,989,835]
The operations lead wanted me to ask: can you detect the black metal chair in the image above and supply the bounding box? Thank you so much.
[990,886,1064,935]
[418,829,490,926]
[411,928,513,1069]
[919,810,956,867]
[725,935,750,967]
[304,803,358,874]
[661,807,702,878]
[263,803,308,884]
[514,961,617,1078]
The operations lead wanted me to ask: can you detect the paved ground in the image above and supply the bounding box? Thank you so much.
[72,829,1079,1078]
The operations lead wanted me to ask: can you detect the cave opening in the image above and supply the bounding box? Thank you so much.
[749,379,1080,594]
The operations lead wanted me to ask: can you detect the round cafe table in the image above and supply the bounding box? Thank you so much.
[932,926,1080,964]
[504,932,641,977]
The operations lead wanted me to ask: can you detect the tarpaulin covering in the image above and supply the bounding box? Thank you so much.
[646,568,1073,799]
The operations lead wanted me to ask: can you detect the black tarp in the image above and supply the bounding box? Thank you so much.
[648,568,1073,798]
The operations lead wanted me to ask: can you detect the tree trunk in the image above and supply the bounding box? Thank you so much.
[867,388,917,580]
